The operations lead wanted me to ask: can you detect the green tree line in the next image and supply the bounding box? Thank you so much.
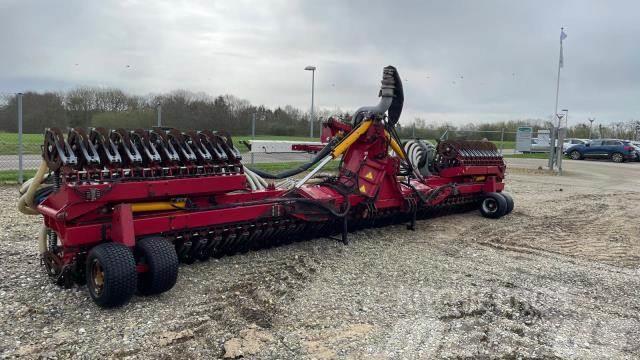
[396,118,640,141]
[0,88,316,136]
[1,88,638,141]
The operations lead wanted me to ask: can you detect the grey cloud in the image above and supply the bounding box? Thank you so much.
[0,0,638,125]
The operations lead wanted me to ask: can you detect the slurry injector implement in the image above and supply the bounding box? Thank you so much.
[19,66,513,307]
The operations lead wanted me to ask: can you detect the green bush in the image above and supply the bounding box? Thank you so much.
[91,111,156,129]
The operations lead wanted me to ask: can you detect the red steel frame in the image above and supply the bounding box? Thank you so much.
[37,119,505,271]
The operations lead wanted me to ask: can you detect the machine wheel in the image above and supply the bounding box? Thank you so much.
[570,150,582,160]
[500,192,515,214]
[611,152,624,163]
[136,237,179,295]
[86,243,137,308]
[479,192,508,219]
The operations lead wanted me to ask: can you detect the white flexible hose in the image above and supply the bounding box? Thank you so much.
[245,167,268,190]
[243,166,268,191]
[250,169,264,190]
[18,161,48,215]
[403,140,412,153]
[244,170,257,191]
[252,170,268,188]
[401,139,436,175]
[276,178,295,189]
[19,177,34,195]
[407,142,417,166]
[404,140,420,169]
[38,225,47,255]
[410,143,421,167]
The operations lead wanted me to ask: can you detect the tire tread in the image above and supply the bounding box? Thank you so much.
[86,243,137,308]
[137,237,179,295]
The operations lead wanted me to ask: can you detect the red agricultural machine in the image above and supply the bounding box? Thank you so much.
[18,66,512,307]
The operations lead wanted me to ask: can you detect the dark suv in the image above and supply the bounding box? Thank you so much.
[565,139,636,163]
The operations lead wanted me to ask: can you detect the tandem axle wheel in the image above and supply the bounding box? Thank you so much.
[479,192,514,219]
[85,237,179,308]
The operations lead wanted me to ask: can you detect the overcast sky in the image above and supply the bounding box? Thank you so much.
[0,0,638,125]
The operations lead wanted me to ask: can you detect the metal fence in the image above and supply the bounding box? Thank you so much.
[440,129,518,154]
[0,94,318,183]
[1,93,520,183]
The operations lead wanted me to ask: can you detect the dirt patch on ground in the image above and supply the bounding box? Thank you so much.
[507,167,559,176]
[0,160,639,358]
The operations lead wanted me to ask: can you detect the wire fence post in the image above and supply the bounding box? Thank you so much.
[157,104,162,127]
[251,113,256,165]
[500,128,505,155]
[17,93,24,184]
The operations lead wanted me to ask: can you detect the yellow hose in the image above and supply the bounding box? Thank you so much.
[18,161,48,215]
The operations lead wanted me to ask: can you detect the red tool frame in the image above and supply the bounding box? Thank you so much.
[28,66,510,307]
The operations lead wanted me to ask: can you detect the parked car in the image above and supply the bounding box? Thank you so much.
[530,138,550,152]
[530,138,588,154]
[631,142,640,161]
[563,138,588,149]
[565,139,636,163]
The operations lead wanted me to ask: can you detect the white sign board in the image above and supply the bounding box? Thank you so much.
[516,127,533,152]
[537,129,550,146]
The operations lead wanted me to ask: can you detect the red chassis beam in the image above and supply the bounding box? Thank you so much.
[43,167,502,249]
[55,202,284,248]
[38,174,247,222]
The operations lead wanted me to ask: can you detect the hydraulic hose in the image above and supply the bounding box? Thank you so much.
[244,166,268,189]
[18,161,49,215]
[38,225,48,255]
[352,66,401,126]
[247,140,334,179]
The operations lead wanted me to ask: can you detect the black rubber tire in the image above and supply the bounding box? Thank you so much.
[136,237,179,295]
[611,152,624,163]
[570,150,582,160]
[86,243,137,308]
[500,192,515,214]
[479,192,508,219]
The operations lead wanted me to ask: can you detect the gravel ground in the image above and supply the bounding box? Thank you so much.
[1,158,639,359]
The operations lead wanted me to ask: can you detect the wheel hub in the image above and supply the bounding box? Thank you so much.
[482,198,497,213]
[91,260,105,296]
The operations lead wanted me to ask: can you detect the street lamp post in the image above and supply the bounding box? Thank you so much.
[588,118,595,139]
[304,65,316,138]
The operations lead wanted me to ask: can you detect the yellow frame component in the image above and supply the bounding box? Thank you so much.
[323,120,405,161]
[330,120,373,158]
[131,201,186,213]
[385,131,406,159]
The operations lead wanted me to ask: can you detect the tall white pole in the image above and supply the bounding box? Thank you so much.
[554,33,563,122]
[549,27,565,170]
